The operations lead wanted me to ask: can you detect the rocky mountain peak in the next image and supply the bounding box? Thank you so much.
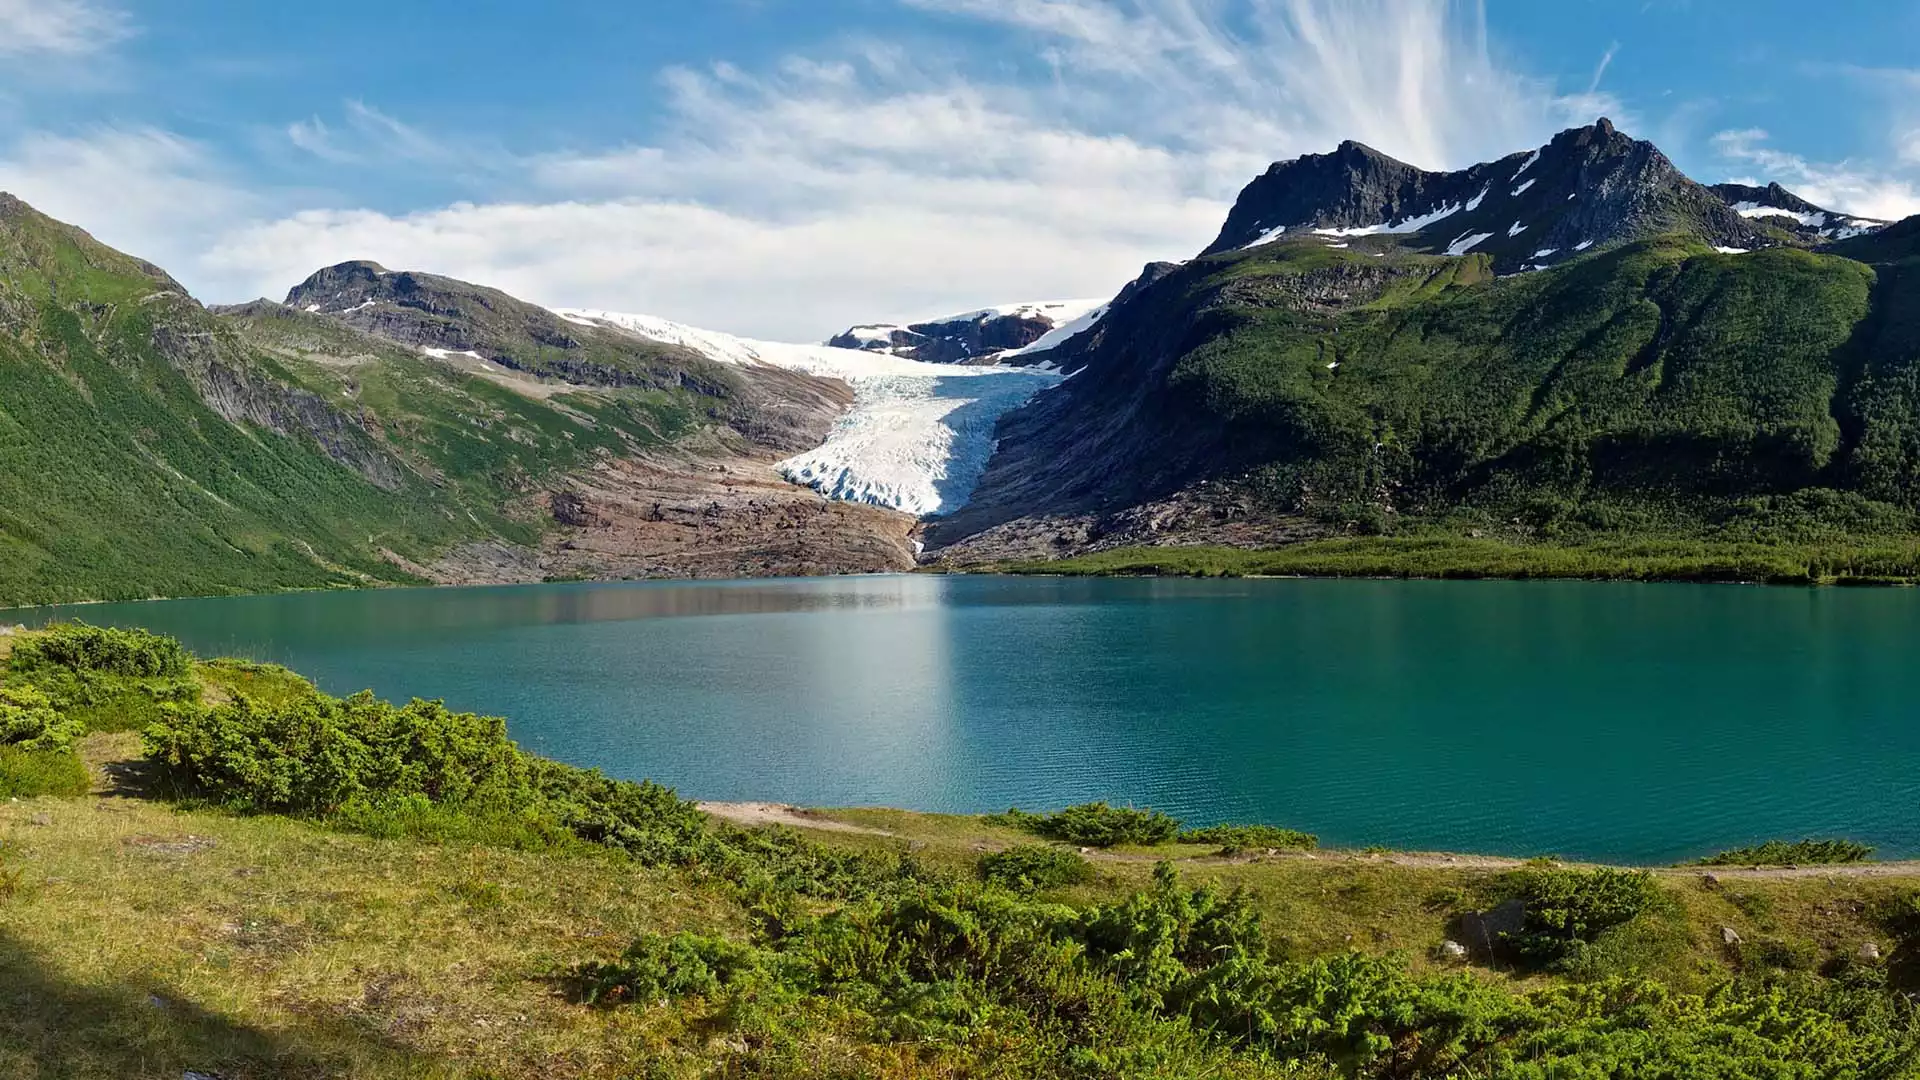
[1204,120,1772,268]
[1707,181,1887,242]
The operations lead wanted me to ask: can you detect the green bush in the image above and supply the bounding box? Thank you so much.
[574,932,764,1005]
[138,681,936,902]
[978,844,1094,894]
[1696,839,1874,866]
[0,685,82,753]
[9,624,190,679]
[988,801,1183,848]
[1177,823,1319,855]
[0,746,89,798]
[143,690,534,815]
[1499,867,1660,966]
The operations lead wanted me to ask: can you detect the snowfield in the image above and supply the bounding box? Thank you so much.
[553,308,1061,517]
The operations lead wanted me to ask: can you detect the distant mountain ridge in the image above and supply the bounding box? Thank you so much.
[1201,119,1873,272]
[828,299,1107,364]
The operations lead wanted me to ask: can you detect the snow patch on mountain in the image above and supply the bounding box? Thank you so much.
[1242,224,1289,249]
[553,308,1060,516]
[1733,202,1825,228]
[1311,200,1465,238]
[1446,232,1496,256]
[1004,304,1110,360]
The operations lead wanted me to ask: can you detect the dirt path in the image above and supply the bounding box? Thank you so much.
[697,802,1920,880]
[697,802,897,836]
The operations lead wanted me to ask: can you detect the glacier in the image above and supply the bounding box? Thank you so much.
[552,308,1061,517]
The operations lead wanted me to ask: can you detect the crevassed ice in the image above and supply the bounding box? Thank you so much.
[552,308,1061,517]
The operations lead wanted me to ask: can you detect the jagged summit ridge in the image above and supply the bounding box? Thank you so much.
[1708,182,1887,241]
[1204,120,1805,270]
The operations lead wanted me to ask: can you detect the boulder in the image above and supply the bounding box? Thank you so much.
[1453,898,1527,957]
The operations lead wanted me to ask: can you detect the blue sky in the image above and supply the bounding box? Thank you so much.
[2,0,1917,338]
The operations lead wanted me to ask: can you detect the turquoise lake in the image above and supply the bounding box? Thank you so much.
[20,575,1920,864]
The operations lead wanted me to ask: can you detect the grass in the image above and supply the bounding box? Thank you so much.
[1696,839,1876,867]
[1000,535,1920,584]
[6,785,1916,1079]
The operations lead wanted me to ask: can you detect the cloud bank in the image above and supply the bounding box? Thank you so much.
[0,1,1674,340]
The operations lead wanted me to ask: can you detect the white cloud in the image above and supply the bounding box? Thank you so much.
[1711,128,1920,222]
[0,0,129,56]
[1,0,1631,339]
[287,100,460,166]
[0,127,257,268]
[904,0,1623,169]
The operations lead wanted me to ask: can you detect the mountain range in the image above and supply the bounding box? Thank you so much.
[2,117,1918,602]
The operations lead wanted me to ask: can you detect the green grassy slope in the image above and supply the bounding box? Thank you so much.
[0,201,488,604]
[0,197,750,606]
[950,226,1920,574]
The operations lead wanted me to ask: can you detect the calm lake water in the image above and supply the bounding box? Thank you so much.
[18,575,1920,864]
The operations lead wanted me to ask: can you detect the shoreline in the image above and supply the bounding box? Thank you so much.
[696,801,1904,879]
[10,549,1920,612]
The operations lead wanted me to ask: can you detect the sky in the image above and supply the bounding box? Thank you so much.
[2,0,1918,341]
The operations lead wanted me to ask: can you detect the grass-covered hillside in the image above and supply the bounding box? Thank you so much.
[6,623,1920,1078]
[935,221,1920,580]
[0,195,499,605]
[0,194,893,606]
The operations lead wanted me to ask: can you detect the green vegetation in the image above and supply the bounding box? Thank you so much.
[1496,865,1662,967]
[1008,534,1920,584]
[989,801,1184,847]
[1698,839,1876,867]
[8,623,190,679]
[0,744,88,797]
[978,843,1095,893]
[989,230,1920,582]
[8,622,1920,1076]
[0,198,741,607]
[1178,823,1319,855]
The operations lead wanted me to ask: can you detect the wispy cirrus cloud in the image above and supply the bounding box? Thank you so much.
[0,0,130,56]
[1712,127,1920,222]
[0,0,1635,339]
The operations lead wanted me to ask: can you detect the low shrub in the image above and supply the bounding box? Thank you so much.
[140,682,939,902]
[0,685,83,753]
[1176,823,1318,855]
[575,932,764,1005]
[9,624,190,679]
[1498,866,1660,966]
[1696,839,1874,866]
[987,801,1182,848]
[144,690,535,815]
[978,844,1094,894]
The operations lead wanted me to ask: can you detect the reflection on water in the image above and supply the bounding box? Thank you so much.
[24,575,1920,863]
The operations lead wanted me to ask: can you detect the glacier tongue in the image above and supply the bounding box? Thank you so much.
[552,308,1060,517]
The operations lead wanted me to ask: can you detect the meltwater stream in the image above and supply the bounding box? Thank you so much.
[21,575,1920,864]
